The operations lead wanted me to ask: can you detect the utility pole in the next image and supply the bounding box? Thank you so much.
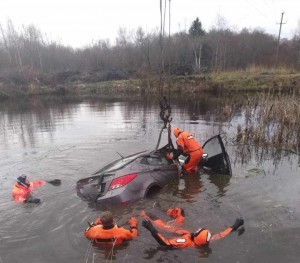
[298,38,300,70]
[276,12,286,66]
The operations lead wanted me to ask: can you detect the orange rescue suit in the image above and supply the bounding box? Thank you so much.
[140,208,187,235]
[141,207,234,249]
[149,226,233,249]
[12,180,45,203]
[176,131,203,173]
[84,217,138,246]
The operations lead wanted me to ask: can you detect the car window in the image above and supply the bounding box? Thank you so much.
[202,135,232,176]
[94,155,138,174]
[140,155,169,166]
[203,136,223,157]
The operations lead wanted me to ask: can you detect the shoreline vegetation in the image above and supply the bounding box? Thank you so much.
[227,92,300,156]
[0,68,300,100]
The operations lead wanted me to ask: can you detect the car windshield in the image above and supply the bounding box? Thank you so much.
[93,151,146,174]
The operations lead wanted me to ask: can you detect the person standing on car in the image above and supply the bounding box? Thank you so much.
[141,207,244,249]
[166,128,203,173]
[12,175,45,203]
[84,210,138,246]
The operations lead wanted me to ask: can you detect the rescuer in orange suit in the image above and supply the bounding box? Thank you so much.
[84,210,138,246]
[166,128,204,173]
[141,207,244,249]
[12,175,45,203]
[140,207,186,234]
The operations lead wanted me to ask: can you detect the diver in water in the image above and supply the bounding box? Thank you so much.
[12,175,45,203]
[84,210,138,246]
[141,207,244,249]
[166,128,203,174]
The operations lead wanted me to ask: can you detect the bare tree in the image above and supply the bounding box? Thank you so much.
[6,20,23,68]
[188,18,205,72]
[0,17,299,87]
[135,27,153,71]
[295,20,300,69]
[210,14,229,71]
[22,24,44,71]
[0,23,12,66]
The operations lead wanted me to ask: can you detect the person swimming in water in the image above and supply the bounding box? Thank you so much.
[12,175,45,203]
[84,210,138,246]
[141,206,244,249]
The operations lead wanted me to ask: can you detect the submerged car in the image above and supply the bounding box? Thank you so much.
[76,135,231,205]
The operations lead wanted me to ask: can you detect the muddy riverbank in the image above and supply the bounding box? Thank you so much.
[1,70,300,100]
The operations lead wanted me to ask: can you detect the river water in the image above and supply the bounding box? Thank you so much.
[0,96,299,263]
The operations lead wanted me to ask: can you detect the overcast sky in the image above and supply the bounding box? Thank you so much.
[0,0,299,48]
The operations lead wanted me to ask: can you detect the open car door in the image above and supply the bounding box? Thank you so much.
[201,135,232,176]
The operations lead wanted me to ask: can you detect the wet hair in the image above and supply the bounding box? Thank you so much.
[100,211,114,228]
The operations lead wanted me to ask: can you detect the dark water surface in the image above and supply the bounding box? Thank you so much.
[0,96,299,263]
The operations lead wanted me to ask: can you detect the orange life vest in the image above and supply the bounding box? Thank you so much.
[154,225,234,249]
[12,180,45,203]
[84,224,137,245]
[155,231,208,248]
[12,184,31,203]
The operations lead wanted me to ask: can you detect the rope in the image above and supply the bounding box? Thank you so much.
[83,239,94,263]
[158,0,170,97]
[155,96,172,150]
[159,1,172,107]
[105,238,117,263]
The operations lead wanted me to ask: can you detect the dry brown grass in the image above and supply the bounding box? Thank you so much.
[244,65,298,75]
[235,91,300,153]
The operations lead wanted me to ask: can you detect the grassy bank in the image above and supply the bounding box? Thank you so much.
[1,69,300,100]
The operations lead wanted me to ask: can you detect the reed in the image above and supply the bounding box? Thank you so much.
[235,91,300,153]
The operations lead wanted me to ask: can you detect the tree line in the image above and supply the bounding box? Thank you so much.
[0,18,300,86]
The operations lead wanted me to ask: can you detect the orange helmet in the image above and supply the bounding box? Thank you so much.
[173,128,182,138]
[193,228,211,246]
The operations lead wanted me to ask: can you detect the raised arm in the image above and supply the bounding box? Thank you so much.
[140,208,187,235]
[211,218,244,242]
[142,219,173,247]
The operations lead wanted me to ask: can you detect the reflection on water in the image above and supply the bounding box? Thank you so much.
[174,173,204,202]
[0,95,299,263]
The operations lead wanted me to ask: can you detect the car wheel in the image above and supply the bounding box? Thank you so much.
[145,185,161,198]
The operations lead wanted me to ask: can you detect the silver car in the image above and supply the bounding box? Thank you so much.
[76,135,231,205]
